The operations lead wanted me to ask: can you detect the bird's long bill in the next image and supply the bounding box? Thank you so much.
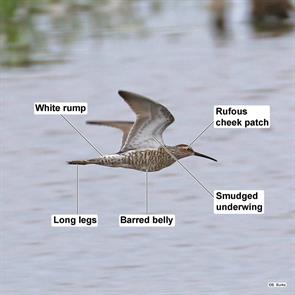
[194,151,217,162]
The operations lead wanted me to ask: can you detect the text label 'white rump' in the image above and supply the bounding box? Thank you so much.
[34,102,87,115]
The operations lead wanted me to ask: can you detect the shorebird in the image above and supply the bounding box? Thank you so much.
[68,91,217,172]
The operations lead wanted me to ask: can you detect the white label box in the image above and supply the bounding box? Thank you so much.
[268,282,287,288]
[214,190,264,214]
[119,214,175,227]
[34,102,87,115]
[214,105,270,128]
[51,214,98,227]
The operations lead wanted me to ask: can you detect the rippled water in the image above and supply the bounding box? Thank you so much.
[1,1,295,294]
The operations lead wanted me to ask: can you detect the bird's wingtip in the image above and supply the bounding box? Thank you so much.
[118,90,132,99]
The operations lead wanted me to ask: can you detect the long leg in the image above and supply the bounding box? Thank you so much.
[68,158,102,165]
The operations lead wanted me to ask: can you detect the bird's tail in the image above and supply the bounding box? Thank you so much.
[68,159,98,165]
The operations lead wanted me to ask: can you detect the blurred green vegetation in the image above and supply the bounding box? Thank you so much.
[0,0,37,66]
[1,0,292,67]
[0,0,162,67]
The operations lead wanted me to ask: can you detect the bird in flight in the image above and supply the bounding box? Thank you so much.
[68,90,217,172]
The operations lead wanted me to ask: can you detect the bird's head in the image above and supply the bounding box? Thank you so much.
[173,144,217,162]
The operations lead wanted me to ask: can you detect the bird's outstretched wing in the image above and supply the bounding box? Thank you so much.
[118,90,175,152]
[86,120,134,150]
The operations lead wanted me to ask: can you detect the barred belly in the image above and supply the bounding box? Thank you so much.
[123,148,176,172]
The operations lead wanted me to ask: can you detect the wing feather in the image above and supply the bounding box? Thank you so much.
[118,90,175,152]
[86,120,134,149]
